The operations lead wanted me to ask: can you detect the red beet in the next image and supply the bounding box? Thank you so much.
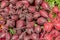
[17,9,22,15]
[1,1,9,8]
[27,0,34,4]
[30,33,39,40]
[42,2,50,10]
[33,12,40,19]
[24,35,30,40]
[0,33,6,38]
[19,13,25,20]
[52,6,59,13]
[44,22,53,32]
[37,17,47,25]
[6,19,15,27]
[26,22,34,28]
[10,0,17,4]
[39,10,48,18]
[44,33,53,40]
[22,1,29,8]
[11,34,19,40]
[55,21,60,30]
[26,28,33,34]
[16,1,23,9]
[57,12,60,18]
[4,7,10,13]
[16,29,22,35]
[55,36,60,40]
[49,11,53,19]
[9,8,16,15]
[34,25,41,33]
[16,20,25,28]
[26,13,33,22]
[0,12,9,17]
[35,0,42,5]
[6,33,11,40]
[50,29,60,37]
[11,15,18,21]
[28,6,35,13]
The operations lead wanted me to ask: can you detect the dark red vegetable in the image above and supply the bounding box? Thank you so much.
[0,0,60,40]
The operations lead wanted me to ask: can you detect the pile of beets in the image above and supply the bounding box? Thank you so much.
[0,0,60,40]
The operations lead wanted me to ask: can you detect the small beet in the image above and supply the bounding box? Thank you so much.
[39,10,48,18]
[42,2,50,10]
[44,22,53,32]
[37,17,47,25]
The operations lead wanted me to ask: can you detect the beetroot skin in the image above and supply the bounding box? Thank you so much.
[0,0,60,40]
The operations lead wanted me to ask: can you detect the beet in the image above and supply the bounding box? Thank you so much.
[33,12,40,19]
[26,13,33,22]
[1,1,9,8]
[28,6,35,13]
[26,28,34,34]
[52,6,59,13]
[44,22,53,32]
[27,0,34,4]
[42,2,50,10]
[11,15,18,21]
[6,19,15,27]
[16,20,25,28]
[39,10,48,18]
[16,1,23,9]
[55,36,60,40]
[34,25,41,33]
[11,34,19,40]
[37,17,47,25]
[26,22,34,28]
[30,33,39,40]
[35,0,42,5]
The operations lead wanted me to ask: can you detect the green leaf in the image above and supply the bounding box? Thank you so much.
[45,0,60,9]
[45,0,55,8]
[52,13,57,18]
[49,1,55,8]
[58,4,60,9]
[9,28,16,35]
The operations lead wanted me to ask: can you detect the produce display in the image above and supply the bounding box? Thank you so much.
[0,0,60,40]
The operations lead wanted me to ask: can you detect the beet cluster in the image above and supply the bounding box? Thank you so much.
[0,0,60,40]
